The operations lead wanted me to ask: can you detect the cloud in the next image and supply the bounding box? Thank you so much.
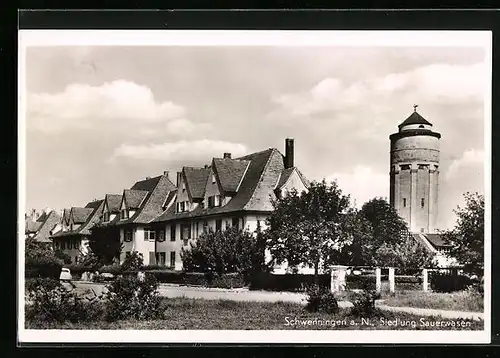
[112,140,248,162]
[326,165,389,208]
[271,62,485,119]
[27,80,186,133]
[445,149,484,181]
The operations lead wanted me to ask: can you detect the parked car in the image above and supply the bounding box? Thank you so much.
[59,267,72,281]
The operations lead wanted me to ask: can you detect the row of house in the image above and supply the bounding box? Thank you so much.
[31,138,310,271]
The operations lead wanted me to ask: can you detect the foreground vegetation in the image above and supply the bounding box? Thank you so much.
[26,296,483,330]
[381,289,484,312]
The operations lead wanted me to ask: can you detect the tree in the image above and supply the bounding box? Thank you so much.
[121,251,144,271]
[25,237,64,278]
[374,235,436,272]
[181,227,266,277]
[265,179,354,275]
[88,226,122,265]
[441,192,484,277]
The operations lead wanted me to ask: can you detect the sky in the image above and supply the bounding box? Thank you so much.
[23,42,487,230]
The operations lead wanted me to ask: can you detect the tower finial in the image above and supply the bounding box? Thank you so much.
[413,104,418,112]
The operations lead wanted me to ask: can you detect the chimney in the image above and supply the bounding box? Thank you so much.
[163,171,169,179]
[176,171,182,187]
[223,152,232,159]
[285,138,294,169]
[146,176,151,180]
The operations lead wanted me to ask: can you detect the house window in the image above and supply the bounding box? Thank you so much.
[421,198,425,208]
[144,228,156,241]
[257,220,261,230]
[181,223,191,241]
[103,212,110,222]
[120,209,129,220]
[61,241,66,250]
[124,229,133,242]
[216,219,222,232]
[149,252,156,265]
[170,225,176,241]
[212,174,216,184]
[68,240,72,250]
[403,198,407,208]
[170,251,176,269]
[156,252,166,266]
[203,221,208,233]
[196,222,199,238]
[400,164,410,170]
[157,230,165,242]
[225,220,230,230]
[208,196,214,208]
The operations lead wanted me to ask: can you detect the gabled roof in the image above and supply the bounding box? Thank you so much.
[26,220,42,233]
[123,189,149,209]
[212,158,250,194]
[130,175,162,192]
[153,148,294,222]
[62,209,70,225]
[183,167,210,200]
[423,233,451,249]
[31,210,61,243]
[71,207,95,224]
[398,111,432,129]
[117,173,176,225]
[104,194,122,213]
[53,200,104,237]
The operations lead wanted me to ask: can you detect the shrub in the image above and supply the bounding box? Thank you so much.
[248,273,330,292]
[350,289,382,318]
[210,274,245,289]
[103,274,165,322]
[25,255,63,279]
[305,284,339,314]
[25,279,104,324]
[99,265,123,276]
[345,275,376,290]
[121,251,144,271]
[25,277,61,294]
[430,272,473,293]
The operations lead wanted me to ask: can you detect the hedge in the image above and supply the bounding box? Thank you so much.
[430,272,472,293]
[122,270,246,288]
[25,258,63,279]
[345,275,376,290]
[248,273,330,292]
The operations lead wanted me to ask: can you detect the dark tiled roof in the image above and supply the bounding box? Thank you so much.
[36,211,48,223]
[399,111,432,128]
[130,175,162,192]
[412,233,433,252]
[153,148,285,222]
[183,167,210,199]
[85,200,102,209]
[62,209,70,225]
[105,194,122,213]
[26,220,42,233]
[71,207,95,224]
[423,233,451,248]
[162,190,177,209]
[79,200,105,235]
[213,158,250,194]
[275,167,295,189]
[33,210,61,243]
[124,189,149,209]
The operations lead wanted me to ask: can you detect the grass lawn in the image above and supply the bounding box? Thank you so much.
[381,290,484,312]
[26,297,483,330]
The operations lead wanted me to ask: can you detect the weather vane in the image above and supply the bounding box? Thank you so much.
[413,104,418,112]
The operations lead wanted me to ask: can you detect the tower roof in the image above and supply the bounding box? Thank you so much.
[398,111,432,129]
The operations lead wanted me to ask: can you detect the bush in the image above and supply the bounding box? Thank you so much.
[25,279,104,324]
[350,289,382,318]
[121,251,144,271]
[25,277,61,294]
[25,256,63,279]
[210,274,245,289]
[104,274,165,322]
[430,272,473,293]
[248,273,330,292]
[305,284,339,313]
[345,275,376,290]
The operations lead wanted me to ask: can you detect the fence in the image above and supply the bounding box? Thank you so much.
[331,265,466,294]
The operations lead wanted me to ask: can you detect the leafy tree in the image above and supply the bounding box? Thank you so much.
[265,179,354,275]
[54,249,72,264]
[88,226,122,265]
[181,227,266,277]
[76,250,101,271]
[442,192,484,277]
[25,237,64,278]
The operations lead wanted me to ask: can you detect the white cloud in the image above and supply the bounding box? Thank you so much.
[165,118,212,136]
[27,80,186,133]
[326,165,389,208]
[113,140,248,162]
[445,149,484,180]
[272,62,485,118]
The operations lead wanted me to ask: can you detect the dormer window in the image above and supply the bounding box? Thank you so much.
[120,209,129,220]
[182,182,186,192]
[208,195,221,208]
[212,174,216,184]
[103,212,110,222]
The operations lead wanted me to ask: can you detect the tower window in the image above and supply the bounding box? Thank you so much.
[421,198,425,208]
[403,198,407,208]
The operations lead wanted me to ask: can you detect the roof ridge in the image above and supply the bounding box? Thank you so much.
[132,174,167,223]
[243,148,279,210]
[236,147,275,160]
